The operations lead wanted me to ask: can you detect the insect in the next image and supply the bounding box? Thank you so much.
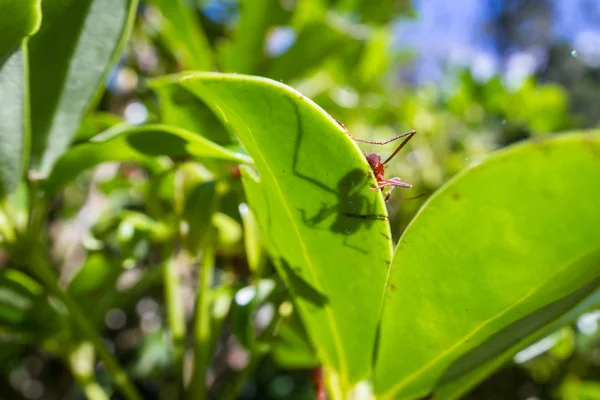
[337,121,417,201]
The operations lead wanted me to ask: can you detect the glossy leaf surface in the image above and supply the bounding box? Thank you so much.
[0,0,40,199]
[374,132,600,399]
[28,0,138,177]
[179,73,392,386]
[0,49,28,199]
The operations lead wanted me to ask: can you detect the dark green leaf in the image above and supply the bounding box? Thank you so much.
[43,124,252,196]
[28,0,139,177]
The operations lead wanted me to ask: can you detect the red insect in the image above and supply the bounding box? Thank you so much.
[338,121,417,201]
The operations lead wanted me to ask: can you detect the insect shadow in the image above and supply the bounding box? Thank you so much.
[287,98,387,253]
[278,257,329,308]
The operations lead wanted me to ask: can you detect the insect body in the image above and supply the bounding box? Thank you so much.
[350,128,417,201]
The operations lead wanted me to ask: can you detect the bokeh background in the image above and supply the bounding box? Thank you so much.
[3,0,600,399]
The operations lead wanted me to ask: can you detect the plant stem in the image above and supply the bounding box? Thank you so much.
[26,249,142,400]
[163,246,186,389]
[187,236,216,400]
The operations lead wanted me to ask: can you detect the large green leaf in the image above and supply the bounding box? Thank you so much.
[0,0,40,199]
[374,132,600,399]
[434,286,600,399]
[28,0,139,177]
[43,123,251,196]
[0,0,41,63]
[178,73,392,386]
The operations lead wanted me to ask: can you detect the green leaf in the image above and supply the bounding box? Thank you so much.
[0,268,59,337]
[28,0,139,177]
[231,279,276,349]
[43,123,252,196]
[151,77,234,146]
[0,0,40,199]
[220,0,284,74]
[68,252,120,298]
[178,73,392,386]
[0,47,28,199]
[374,132,600,399]
[239,203,266,274]
[0,0,41,63]
[272,304,319,369]
[147,0,214,70]
[183,181,219,254]
[434,286,600,400]
[265,20,354,83]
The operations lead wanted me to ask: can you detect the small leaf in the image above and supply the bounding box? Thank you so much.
[43,124,251,196]
[178,73,392,386]
[146,0,214,70]
[239,203,266,274]
[183,181,219,254]
[265,20,355,82]
[220,0,285,74]
[0,0,41,62]
[231,279,276,349]
[272,304,319,369]
[28,0,139,177]
[374,132,600,399]
[0,268,60,337]
[151,78,233,146]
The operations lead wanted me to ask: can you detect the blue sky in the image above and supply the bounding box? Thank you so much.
[394,0,600,84]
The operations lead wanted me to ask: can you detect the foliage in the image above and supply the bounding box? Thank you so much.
[0,1,598,400]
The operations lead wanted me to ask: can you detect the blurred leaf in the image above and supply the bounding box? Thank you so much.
[148,0,214,70]
[183,180,218,254]
[68,252,120,298]
[239,203,266,274]
[43,123,252,196]
[0,0,41,198]
[0,0,41,62]
[0,48,28,200]
[374,132,600,399]
[132,329,173,379]
[220,0,285,74]
[265,20,354,82]
[213,211,243,254]
[74,112,124,142]
[339,0,413,23]
[0,268,60,337]
[231,279,276,349]
[151,77,233,145]
[272,304,319,369]
[179,73,392,386]
[353,27,391,88]
[561,379,600,400]
[28,0,139,177]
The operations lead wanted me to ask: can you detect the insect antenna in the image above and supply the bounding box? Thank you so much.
[347,130,417,165]
[381,130,416,165]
